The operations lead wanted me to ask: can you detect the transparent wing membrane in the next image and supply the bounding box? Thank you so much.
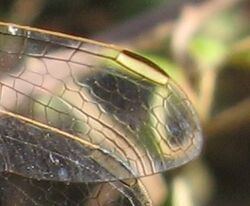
[0,173,152,206]
[0,22,202,183]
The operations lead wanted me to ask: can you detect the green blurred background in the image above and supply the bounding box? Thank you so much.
[0,0,249,205]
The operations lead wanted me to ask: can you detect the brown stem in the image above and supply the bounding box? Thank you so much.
[204,97,250,139]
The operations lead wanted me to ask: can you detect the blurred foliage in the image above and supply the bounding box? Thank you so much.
[0,0,249,206]
[190,36,227,68]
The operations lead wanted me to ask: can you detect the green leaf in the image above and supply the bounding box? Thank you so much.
[190,36,227,68]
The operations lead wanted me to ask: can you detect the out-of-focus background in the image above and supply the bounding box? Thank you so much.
[0,0,249,205]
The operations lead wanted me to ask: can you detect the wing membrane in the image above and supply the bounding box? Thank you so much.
[0,22,202,182]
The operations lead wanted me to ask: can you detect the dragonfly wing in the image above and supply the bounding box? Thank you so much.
[0,173,151,206]
[0,22,202,182]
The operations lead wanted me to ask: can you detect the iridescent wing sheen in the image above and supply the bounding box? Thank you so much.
[0,22,202,183]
